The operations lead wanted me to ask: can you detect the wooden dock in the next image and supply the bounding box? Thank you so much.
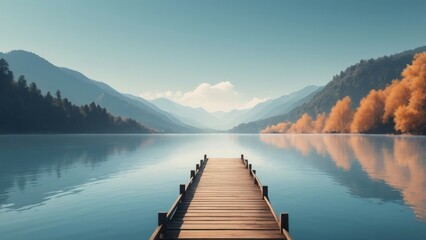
[150,155,292,239]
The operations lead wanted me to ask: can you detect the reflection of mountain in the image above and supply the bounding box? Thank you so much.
[0,135,152,210]
[259,134,426,220]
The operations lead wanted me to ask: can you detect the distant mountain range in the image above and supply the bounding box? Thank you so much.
[149,85,320,130]
[237,85,322,123]
[0,50,199,133]
[231,46,426,133]
[3,46,424,134]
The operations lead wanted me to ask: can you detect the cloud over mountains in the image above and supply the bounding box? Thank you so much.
[141,81,269,112]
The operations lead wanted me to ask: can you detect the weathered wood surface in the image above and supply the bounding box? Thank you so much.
[160,158,287,239]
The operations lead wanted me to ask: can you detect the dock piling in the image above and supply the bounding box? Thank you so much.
[158,212,167,226]
[190,170,195,178]
[262,185,269,199]
[179,184,185,195]
[280,212,289,233]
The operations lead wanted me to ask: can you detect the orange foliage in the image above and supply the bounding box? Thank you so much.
[311,112,327,133]
[394,53,426,133]
[288,113,313,133]
[323,96,353,133]
[261,122,292,133]
[350,90,386,133]
[382,80,410,122]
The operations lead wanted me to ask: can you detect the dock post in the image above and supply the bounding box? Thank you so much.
[200,159,203,165]
[158,212,167,226]
[262,186,268,199]
[241,154,244,160]
[249,164,252,171]
[204,154,207,161]
[190,170,195,178]
[245,159,248,167]
[280,212,289,233]
[196,164,200,171]
[180,184,186,195]
[253,170,256,174]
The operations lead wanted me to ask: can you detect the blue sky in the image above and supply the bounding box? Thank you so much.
[1,0,425,111]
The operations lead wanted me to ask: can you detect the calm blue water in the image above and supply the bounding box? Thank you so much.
[0,134,425,239]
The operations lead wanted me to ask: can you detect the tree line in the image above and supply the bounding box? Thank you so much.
[0,58,153,133]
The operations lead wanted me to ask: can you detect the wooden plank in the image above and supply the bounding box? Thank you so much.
[180,202,266,205]
[174,212,274,217]
[183,206,270,210]
[173,217,277,221]
[163,230,285,239]
[166,223,279,230]
[176,209,273,213]
[168,220,279,224]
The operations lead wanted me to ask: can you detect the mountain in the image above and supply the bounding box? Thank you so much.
[238,85,321,123]
[231,46,426,133]
[150,98,217,130]
[149,86,319,130]
[0,59,152,133]
[150,98,251,131]
[0,50,199,133]
[213,109,251,130]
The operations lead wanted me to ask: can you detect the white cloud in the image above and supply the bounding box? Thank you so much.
[140,81,269,112]
[140,90,182,100]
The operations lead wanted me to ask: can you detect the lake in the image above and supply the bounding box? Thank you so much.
[0,134,425,239]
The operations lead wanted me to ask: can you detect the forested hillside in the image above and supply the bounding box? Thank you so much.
[262,52,426,135]
[0,50,198,133]
[0,59,153,134]
[231,46,426,133]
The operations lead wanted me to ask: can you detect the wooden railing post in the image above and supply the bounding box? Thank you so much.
[280,212,289,233]
[180,184,186,195]
[262,185,268,199]
[204,154,207,161]
[196,164,200,171]
[158,212,167,226]
[244,159,248,167]
[249,164,252,171]
[190,170,195,178]
[200,159,203,165]
[241,154,244,160]
[253,170,256,174]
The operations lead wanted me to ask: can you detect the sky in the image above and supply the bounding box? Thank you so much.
[1,0,426,112]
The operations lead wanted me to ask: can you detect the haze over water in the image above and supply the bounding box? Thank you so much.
[0,134,425,239]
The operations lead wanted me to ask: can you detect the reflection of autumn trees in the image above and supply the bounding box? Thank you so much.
[259,134,426,220]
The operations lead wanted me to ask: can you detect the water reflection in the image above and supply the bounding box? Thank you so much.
[0,135,152,211]
[259,134,426,220]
